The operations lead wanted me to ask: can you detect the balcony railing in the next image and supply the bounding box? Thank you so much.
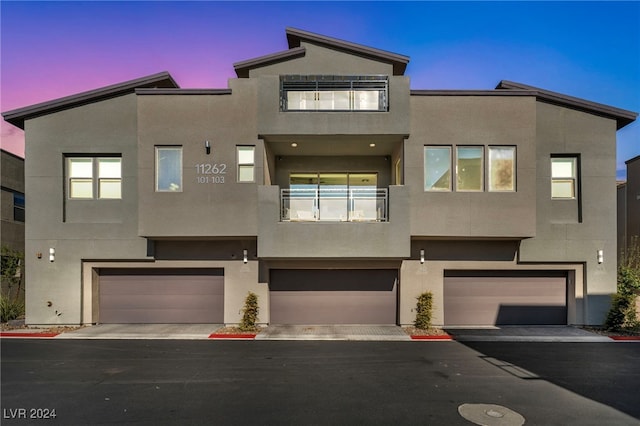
[281,188,388,222]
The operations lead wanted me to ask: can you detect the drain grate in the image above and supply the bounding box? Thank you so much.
[458,403,525,426]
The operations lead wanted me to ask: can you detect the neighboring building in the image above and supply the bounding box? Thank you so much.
[618,155,640,260]
[2,28,637,327]
[1,149,25,298]
[1,149,25,252]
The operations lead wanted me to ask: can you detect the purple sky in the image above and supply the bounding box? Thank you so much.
[1,1,638,178]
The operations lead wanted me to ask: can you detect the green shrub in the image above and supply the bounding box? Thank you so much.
[239,292,259,332]
[414,291,433,330]
[605,293,638,331]
[0,295,24,323]
[606,236,640,331]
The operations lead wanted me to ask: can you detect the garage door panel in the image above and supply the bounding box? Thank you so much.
[444,273,567,326]
[270,270,397,325]
[99,269,224,324]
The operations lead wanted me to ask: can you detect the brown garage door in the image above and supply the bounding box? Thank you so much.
[444,271,567,326]
[99,268,224,323]
[270,269,398,325]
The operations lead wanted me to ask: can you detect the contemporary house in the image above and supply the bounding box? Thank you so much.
[2,28,637,327]
[617,155,640,259]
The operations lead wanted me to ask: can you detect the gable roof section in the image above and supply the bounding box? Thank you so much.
[234,27,410,77]
[497,80,637,130]
[2,72,178,129]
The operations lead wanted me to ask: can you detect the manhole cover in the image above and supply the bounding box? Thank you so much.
[458,403,525,426]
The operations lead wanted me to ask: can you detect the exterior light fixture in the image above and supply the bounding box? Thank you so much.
[420,249,425,264]
[49,247,55,262]
[291,142,298,148]
[243,249,248,264]
[369,143,376,148]
[205,140,211,155]
[597,249,604,264]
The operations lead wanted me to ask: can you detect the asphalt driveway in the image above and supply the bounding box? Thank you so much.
[1,339,638,425]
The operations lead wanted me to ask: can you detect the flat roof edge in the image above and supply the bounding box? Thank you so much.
[136,88,232,95]
[411,89,536,96]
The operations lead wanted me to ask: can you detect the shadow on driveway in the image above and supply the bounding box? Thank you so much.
[457,340,640,420]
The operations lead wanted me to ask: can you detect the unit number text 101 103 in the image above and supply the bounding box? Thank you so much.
[195,163,227,175]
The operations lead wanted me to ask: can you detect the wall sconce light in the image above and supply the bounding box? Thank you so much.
[420,249,425,264]
[597,249,604,264]
[49,247,55,262]
[205,140,211,155]
[243,249,248,264]
[37,252,42,259]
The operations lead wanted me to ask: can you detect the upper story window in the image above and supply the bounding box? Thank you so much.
[237,146,255,182]
[67,156,122,199]
[155,146,183,192]
[280,75,388,112]
[424,145,516,192]
[13,192,25,222]
[551,156,578,199]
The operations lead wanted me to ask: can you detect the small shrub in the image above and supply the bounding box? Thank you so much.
[414,291,433,330]
[606,236,640,331]
[239,292,259,332]
[0,295,24,323]
[605,294,638,331]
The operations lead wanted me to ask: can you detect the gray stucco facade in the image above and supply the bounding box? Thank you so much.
[3,28,637,327]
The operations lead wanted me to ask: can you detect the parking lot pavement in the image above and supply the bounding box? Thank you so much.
[1,340,639,425]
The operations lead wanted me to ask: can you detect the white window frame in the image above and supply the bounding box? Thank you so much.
[155,146,183,192]
[237,146,255,183]
[424,146,452,192]
[67,156,122,199]
[551,156,578,199]
[455,146,484,192]
[488,146,516,192]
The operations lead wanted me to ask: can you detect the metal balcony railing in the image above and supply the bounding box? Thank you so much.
[281,187,388,222]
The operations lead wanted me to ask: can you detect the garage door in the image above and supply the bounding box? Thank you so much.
[99,268,224,323]
[444,271,567,326]
[270,269,397,325]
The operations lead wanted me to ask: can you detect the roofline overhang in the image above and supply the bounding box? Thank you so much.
[2,72,179,129]
[286,27,410,75]
[234,47,306,78]
[497,80,637,130]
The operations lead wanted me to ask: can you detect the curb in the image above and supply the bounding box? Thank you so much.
[410,335,453,341]
[609,336,640,341]
[1,332,59,338]
[208,333,257,339]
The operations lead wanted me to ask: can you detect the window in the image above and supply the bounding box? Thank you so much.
[456,146,483,191]
[68,157,122,199]
[237,146,255,182]
[424,146,451,191]
[155,147,182,192]
[488,147,516,191]
[13,192,25,222]
[425,145,517,192]
[281,75,388,112]
[551,157,577,199]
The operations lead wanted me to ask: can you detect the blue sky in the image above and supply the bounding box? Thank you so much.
[1,1,638,178]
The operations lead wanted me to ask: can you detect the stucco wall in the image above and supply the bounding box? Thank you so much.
[519,102,618,324]
[23,94,148,325]
[407,94,537,238]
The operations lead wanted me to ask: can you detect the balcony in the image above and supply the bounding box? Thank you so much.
[281,187,388,222]
[258,185,410,259]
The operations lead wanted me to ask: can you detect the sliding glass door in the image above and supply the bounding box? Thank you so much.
[287,172,378,221]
